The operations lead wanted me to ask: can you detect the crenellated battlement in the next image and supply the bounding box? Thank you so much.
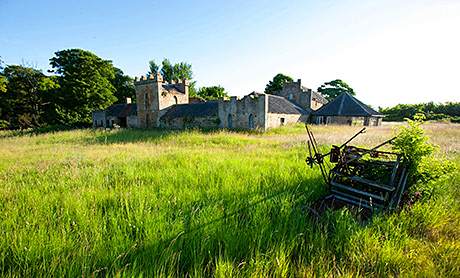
[282,79,303,91]
[134,72,163,84]
[218,92,266,104]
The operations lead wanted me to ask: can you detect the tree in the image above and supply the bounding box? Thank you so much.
[0,56,7,93]
[317,79,355,101]
[147,58,197,97]
[148,60,159,74]
[110,67,136,104]
[197,86,228,100]
[0,65,48,128]
[50,49,116,126]
[264,73,293,94]
[0,58,7,128]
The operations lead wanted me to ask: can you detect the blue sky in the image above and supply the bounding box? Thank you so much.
[1,0,459,108]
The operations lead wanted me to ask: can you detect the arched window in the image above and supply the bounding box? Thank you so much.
[146,114,150,128]
[144,93,149,109]
[249,114,254,128]
[326,116,332,125]
[228,114,232,129]
[174,96,178,104]
[289,94,293,100]
[317,116,324,125]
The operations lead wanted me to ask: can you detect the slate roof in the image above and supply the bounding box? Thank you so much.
[311,91,329,105]
[268,95,309,115]
[313,92,384,117]
[162,84,185,94]
[106,103,137,117]
[162,102,218,118]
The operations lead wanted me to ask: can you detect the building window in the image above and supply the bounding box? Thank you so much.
[249,114,254,128]
[289,94,293,100]
[174,96,178,104]
[146,114,150,128]
[144,93,149,109]
[280,118,285,125]
[228,114,232,129]
[326,116,332,125]
[317,116,324,125]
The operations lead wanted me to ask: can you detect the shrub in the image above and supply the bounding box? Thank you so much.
[391,113,456,198]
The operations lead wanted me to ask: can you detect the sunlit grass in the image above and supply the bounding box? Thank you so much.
[0,123,459,277]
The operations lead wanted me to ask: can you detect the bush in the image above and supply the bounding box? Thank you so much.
[391,113,456,198]
[0,119,10,130]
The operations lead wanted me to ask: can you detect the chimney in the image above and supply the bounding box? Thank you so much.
[126,98,132,104]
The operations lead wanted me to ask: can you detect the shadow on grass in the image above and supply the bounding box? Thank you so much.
[103,176,335,276]
[85,126,266,145]
[0,125,298,144]
[0,124,77,138]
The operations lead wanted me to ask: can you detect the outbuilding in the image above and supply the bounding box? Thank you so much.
[312,92,384,126]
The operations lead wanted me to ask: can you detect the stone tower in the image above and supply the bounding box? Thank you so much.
[134,73,189,128]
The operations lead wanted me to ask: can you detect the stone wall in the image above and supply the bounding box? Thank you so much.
[135,74,161,128]
[266,113,308,129]
[158,80,189,111]
[218,94,267,130]
[275,79,326,112]
[280,79,310,111]
[160,116,220,129]
[92,110,106,128]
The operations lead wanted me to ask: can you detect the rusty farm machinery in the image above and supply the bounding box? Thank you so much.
[305,125,408,214]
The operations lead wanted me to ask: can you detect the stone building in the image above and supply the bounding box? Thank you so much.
[92,75,326,130]
[312,92,384,126]
[271,79,328,111]
[92,99,137,128]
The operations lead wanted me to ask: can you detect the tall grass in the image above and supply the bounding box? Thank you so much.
[0,124,459,277]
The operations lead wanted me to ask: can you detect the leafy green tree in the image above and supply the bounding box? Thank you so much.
[0,65,48,128]
[197,86,228,100]
[37,75,60,126]
[0,71,8,128]
[0,56,7,93]
[317,79,355,101]
[148,60,159,74]
[50,49,116,126]
[148,58,197,96]
[110,67,136,104]
[264,73,293,94]
[161,59,174,82]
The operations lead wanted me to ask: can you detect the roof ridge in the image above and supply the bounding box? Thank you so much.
[337,93,345,114]
[347,93,383,116]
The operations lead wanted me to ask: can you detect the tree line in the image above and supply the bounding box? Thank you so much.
[0,50,227,130]
[379,102,460,123]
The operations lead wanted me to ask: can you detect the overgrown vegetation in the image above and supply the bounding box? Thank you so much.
[0,123,459,277]
[391,114,457,200]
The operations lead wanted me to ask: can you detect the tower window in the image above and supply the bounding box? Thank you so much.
[144,93,149,109]
[228,114,232,129]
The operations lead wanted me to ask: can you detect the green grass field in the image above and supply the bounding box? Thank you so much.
[1,123,459,277]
